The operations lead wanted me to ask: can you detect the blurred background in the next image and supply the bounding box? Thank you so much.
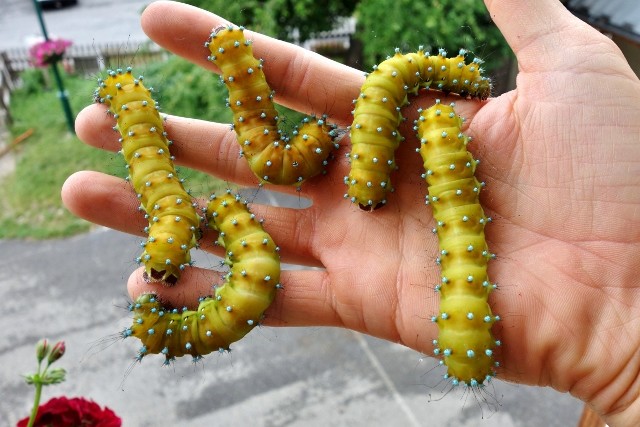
[1,0,638,425]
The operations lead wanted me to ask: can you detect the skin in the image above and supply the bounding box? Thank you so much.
[61,0,640,425]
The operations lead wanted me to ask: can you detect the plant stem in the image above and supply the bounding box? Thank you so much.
[27,361,47,427]
[27,380,43,427]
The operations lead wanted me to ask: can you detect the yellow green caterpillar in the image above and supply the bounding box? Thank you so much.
[415,100,498,387]
[346,48,490,209]
[92,27,501,379]
[123,191,281,362]
[206,26,339,186]
[96,68,201,285]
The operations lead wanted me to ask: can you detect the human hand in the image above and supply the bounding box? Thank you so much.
[61,1,640,425]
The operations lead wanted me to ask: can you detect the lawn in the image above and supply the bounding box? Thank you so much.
[0,57,233,239]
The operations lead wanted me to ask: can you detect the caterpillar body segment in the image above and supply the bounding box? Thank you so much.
[416,101,498,387]
[206,26,339,186]
[125,191,281,362]
[346,48,491,210]
[96,68,201,285]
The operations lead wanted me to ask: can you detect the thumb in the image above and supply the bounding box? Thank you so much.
[484,0,603,71]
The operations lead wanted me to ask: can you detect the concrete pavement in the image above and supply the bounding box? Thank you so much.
[0,0,150,50]
[0,225,584,426]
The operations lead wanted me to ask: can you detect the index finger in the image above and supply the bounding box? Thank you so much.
[140,0,363,121]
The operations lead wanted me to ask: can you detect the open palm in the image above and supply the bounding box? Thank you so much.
[62,1,640,425]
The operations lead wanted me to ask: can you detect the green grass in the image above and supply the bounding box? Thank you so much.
[0,55,308,239]
[0,58,227,239]
[0,69,114,238]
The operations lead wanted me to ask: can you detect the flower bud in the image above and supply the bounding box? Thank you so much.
[47,341,66,364]
[36,339,49,363]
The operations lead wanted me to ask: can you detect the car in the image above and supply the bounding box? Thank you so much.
[37,0,78,10]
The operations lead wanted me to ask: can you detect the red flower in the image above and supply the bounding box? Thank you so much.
[16,396,121,427]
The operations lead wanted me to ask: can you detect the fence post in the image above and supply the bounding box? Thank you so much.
[0,52,14,126]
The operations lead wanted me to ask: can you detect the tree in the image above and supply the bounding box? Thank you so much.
[355,0,512,70]
[179,0,513,84]
[180,0,358,42]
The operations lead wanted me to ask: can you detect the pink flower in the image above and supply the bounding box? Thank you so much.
[29,38,72,68]
[16,396,121,427]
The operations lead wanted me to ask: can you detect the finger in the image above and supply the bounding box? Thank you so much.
[75,103,232,164]
[75,103,264,188]
[140,1,362,122]
[61,170,147,236]
[483,0,608,71]
[127,266,342,328]
[76,99,351,194]
[61,171,322,266]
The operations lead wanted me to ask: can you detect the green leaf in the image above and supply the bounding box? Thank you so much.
[23,373,40,385]
[42,368,66,385]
